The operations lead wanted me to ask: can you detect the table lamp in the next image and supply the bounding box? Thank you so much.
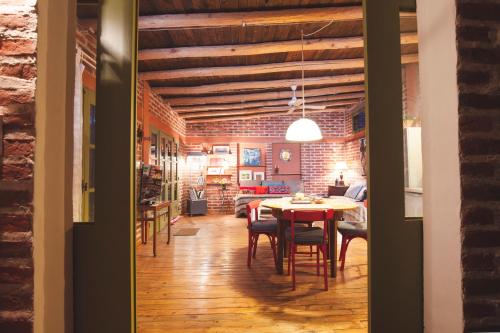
[335,161,348,186]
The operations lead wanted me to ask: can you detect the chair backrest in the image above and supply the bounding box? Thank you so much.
[246,200,262,226]
[282,209,334,222]
[283,209,334,242]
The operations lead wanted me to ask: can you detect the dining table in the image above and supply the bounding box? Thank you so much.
[260,197,358,277]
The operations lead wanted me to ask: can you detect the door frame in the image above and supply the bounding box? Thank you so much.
[364,0,423,331]
[72,0,424,331]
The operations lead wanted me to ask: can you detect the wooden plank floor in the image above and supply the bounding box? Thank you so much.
[136,214,368,333]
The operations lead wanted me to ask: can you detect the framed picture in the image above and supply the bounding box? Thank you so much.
[212,145,230,155]
[207,167,223,175]
[243,148,261,166]
[253,171,265,181]
[239,170,252,181]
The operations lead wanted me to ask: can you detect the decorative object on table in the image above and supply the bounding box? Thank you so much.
[207,167,223,175]
[290,192,313,204]
[279,148,292,162]
[360,137,367,176]
[253,171,265,181]
[335,161,348,186]
[212,145,231,155]
[243,148,261,166]
[239,169,252,181]
[285,30,323,142]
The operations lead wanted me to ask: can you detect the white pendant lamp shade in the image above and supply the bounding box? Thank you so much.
[286,117,323,142]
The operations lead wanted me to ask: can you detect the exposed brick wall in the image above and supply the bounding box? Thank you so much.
[186,111,346,138]
[456,1,500,331]
[0,1,37,331]
[184,111,366,212]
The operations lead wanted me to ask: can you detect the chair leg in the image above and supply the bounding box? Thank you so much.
[247,232,254,268]
[253,234,260,258]
[322,244,328,291]
[339,235,348,262]
[309,245,313,257]
[291,244,296,291]
[316,244,320,276]
[269,235,277,266]
[340,238,352,271]
[287,243,291,276]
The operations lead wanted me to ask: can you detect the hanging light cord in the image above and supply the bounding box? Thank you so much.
[300,20,335,118]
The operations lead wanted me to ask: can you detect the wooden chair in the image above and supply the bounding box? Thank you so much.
[246,200,278,268]
[283,209,334,291]
[338,200,368,270]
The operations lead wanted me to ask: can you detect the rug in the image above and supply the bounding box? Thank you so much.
[174,228,200,236]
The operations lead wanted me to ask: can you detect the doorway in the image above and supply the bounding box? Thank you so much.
[73,1,423,332]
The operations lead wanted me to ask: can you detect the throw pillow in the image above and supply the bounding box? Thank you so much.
[239,186,257,192]
[268,185,290,194]
[344,184,364,199]
[255,186,269,194]
[355,187,367,201]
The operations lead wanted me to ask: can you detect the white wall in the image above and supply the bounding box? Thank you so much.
[417,0,463,331]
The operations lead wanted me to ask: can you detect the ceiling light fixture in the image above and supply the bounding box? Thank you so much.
[286,30,323,142]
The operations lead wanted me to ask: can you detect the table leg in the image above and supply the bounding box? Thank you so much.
[167,206,171,245]
[329,211,343,277]
[276,217,285,274]
[153,210,157,257]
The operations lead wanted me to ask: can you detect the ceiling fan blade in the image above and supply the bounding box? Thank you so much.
[305,105,327,110]
[286,106,296,114]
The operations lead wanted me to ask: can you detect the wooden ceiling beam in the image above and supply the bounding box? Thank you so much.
[138,33,418,61]
[80,7,415,31]
[185,107,347,123]
[154,73,364,96]
[180,101,357,118]
[174,93,364,112]
[140,54,418,81]
[167,85,365,106]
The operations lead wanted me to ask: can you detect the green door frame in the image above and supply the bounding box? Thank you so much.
[364,0,423,332]
[73,0,423,332]
[74,0,138,332]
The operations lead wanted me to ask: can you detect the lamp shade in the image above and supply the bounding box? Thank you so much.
[286,118,323,142]
[335,161,348,170]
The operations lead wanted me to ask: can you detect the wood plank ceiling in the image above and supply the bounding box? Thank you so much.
[78,0,419,123]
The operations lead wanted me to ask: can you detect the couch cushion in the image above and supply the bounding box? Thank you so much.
[262,180,284,186]
[255,186,269,194]
[240,180,261,187]
[268,185,290,194]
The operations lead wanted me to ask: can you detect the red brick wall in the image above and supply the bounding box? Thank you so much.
[186,111,346,138]
[184,111,365,213]
[0,1,37,331]
[456,2,500,331]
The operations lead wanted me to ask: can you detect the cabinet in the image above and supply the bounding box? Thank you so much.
[328,185,349,197]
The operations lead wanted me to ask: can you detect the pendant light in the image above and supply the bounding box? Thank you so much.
[285,30,323,142]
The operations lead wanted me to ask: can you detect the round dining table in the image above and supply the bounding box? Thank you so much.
[260,197,358,277]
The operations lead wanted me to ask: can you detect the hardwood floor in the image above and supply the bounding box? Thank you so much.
[136,214,368,333]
